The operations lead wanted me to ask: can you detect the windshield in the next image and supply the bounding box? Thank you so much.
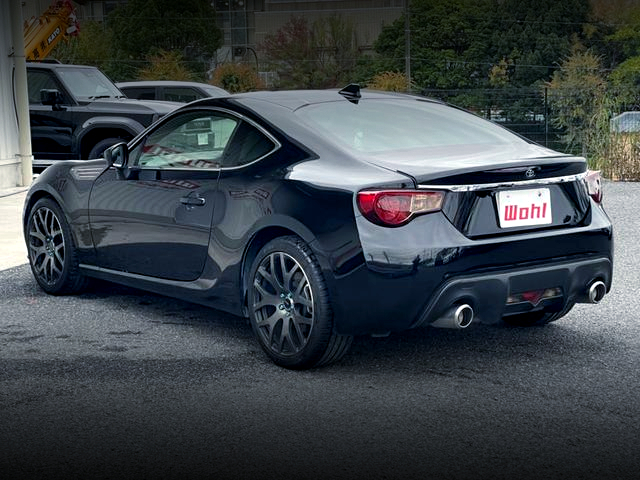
[295,98,525,155]
[56,67,123,101]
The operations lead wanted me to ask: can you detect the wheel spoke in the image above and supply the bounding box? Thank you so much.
[267,319,286,352]
[256,309,280,329]
[290,317,306,348]
[283,262,300,292]
[35,256,47,275]
[269,253,285,290]
[294,295,312,310]
[257,265,279,293]
[30,244,47,258]
[54,244,65,265]
[292,311,313,326]
[29,230,46,243]
[47,210,57,236]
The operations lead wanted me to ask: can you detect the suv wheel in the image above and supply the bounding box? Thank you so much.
[88,138,122,159]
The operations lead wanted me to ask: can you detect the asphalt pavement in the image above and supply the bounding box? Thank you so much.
[1,182,638,480]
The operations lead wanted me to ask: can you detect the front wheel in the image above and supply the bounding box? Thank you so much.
[26,198,88,295]
[248,236,352,369]
[88,137,122,159]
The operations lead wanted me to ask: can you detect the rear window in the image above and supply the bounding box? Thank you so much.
[121,86,156,100]
[295,98,524,154]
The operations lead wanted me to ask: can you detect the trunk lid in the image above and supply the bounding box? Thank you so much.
[363,143,591,239]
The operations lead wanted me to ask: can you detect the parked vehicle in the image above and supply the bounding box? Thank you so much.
[27,62,178,170]
[22,86,613,369]
[116,80,228,103]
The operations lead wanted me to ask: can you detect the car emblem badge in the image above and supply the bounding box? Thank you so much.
[525,168,536,179]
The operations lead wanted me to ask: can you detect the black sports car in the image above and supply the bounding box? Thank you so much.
[23,85,613,369]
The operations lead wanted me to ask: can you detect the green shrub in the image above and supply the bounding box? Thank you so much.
[211,63,263,93]
[366,71,412,92]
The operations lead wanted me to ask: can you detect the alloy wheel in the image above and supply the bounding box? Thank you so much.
[251,251,314,356]
[28,206,65,285]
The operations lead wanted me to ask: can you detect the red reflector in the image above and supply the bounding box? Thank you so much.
[585,170,603,203]
[357,190,444,227]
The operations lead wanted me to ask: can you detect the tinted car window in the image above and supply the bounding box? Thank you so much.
[121,86,156,100]
[163,87,201,103]
[296,98,524,154]
[134,111,238,169]
[27,70,63,104]
[222,121,276,168]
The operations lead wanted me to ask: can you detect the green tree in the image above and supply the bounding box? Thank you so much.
[372,0,589,90]
[259,15,360,89]
[211,63,263,93]
[373,0,496,90]
[108,0,222,80]
[137,50,197,81]
[546,49,610,158]
[50,21,121,79]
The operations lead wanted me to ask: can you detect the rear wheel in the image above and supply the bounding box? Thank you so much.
[502,302,575,327]
[248,236,352,369]
[26,198,88,295]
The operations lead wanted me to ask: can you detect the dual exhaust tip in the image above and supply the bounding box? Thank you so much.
[585,280,606,304]
[431,304,474,329]
[431,280,607,329]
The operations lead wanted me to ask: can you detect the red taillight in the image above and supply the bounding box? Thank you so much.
[357,190,444,227]
[585,170,603,203]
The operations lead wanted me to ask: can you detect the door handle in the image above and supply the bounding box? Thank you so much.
[180,195,206,206]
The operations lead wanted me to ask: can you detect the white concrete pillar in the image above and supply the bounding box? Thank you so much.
[0,0,33,189]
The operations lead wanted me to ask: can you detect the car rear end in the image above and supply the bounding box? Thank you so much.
[295,93,613,335]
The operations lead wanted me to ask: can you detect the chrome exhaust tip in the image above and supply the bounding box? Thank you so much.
[587,280,607,304]
[431,304,474,329]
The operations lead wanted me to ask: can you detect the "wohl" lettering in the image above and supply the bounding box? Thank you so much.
[504,203,548,221]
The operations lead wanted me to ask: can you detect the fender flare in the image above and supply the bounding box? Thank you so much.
[75,116,146,152]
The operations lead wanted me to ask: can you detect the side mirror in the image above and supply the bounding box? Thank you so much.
[104,142,128,169]
[40,89,65,110]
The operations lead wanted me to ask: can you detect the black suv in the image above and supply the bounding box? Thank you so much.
[27,62,178,170]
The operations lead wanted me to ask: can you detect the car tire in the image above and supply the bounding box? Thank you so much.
[248,236,352,369]
[26,198,89,295]
[502,301,575,327]
[88,137,122,159]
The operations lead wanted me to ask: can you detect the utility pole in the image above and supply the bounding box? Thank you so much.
[405,0,411,91]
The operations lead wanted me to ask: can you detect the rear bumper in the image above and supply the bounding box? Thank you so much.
[411,256,612,328]
[323,203,612,336]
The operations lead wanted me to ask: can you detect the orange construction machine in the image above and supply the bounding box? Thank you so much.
[24,0,79,61]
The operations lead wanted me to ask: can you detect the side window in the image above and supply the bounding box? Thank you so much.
[133,111,238,169]
[222,121,276,168]
[27,70,64,104]
[163,87,202,103]
[121,87,156,100]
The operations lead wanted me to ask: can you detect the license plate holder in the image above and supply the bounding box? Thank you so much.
[496,188,552,228]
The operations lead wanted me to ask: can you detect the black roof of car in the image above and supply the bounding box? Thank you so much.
[27,62,100,70]
[190,88,441,111]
